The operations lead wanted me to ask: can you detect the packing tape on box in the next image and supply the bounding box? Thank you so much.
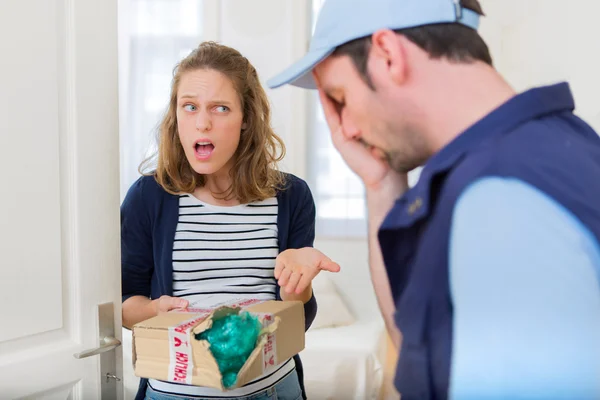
[207,298,263,310]
[254,312,278,374]
[168,312,211,384]
[168,298,263,315]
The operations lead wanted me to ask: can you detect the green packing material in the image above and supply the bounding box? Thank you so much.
[195,311,262,388]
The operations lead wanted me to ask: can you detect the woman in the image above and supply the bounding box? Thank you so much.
[121,41,339,400]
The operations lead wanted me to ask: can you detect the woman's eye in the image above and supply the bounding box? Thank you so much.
[183,104,197,112]
[215,106,229,113]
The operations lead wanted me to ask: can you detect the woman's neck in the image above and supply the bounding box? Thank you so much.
[192,172,239,206]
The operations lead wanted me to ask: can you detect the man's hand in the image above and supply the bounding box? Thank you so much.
[314,72,392,190]
[275,248,341,295]
[313,70,406,349]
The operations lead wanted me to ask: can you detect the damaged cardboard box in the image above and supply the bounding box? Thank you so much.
[132,299,305,390]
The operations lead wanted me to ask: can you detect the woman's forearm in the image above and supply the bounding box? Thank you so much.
[122,296,157,329]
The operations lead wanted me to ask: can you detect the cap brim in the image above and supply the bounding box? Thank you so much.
[267,47,334,90]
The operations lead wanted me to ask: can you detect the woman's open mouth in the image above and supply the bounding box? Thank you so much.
[194,140,215,160]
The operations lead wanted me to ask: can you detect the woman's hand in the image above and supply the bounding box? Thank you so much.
[153,295,189,314]
[122,295,189,329]
[275,248,341,301]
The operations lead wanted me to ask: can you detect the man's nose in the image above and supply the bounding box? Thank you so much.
[341,108,360,140]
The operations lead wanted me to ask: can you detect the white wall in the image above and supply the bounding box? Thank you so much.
[479,0,600,131]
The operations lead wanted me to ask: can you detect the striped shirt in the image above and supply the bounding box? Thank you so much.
[149,194,295,398]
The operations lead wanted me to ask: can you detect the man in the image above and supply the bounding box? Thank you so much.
[268,0,600,399]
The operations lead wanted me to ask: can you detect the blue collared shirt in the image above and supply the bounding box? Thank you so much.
[379,82,600,400]
[449,177,600,399]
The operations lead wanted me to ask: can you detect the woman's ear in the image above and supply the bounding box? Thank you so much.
[242,122,248,130]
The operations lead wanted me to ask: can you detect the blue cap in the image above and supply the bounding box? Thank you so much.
[267,0,481,89]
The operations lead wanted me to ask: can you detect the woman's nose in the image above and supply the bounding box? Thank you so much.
[195,110,212,132]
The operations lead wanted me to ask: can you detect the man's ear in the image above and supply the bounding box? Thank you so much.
[368,29,408,87]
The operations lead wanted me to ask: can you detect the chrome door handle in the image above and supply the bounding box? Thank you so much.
[76,303,122,397]
[73,336,121,359]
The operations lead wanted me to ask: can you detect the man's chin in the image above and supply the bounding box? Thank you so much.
[389,155,421,175]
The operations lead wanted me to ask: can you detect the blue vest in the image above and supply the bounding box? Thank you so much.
[378,83,600,400]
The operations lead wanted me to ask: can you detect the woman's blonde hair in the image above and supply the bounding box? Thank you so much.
[140,41,286,203]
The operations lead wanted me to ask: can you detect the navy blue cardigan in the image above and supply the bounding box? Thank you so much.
[121,173,317,400]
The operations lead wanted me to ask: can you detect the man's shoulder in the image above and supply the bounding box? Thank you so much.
[446,117,599,193]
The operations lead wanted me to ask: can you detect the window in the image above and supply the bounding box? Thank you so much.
[119,0,204,200]
[308,0,367,238]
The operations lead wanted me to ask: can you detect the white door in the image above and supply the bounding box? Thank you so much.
[0,0,122,399]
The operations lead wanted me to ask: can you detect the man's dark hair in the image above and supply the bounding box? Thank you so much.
[333,0,492,88]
